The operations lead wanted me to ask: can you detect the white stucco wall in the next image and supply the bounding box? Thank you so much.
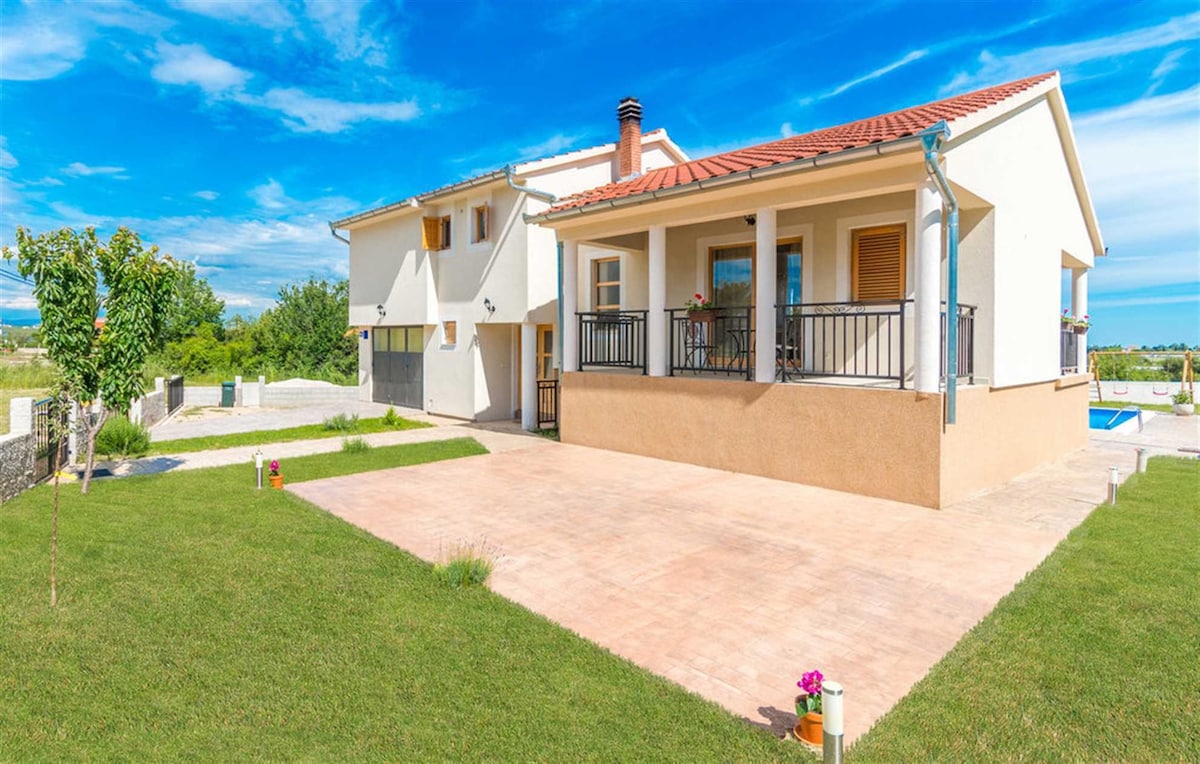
[348,214,437,327]
[947,96,1096,388]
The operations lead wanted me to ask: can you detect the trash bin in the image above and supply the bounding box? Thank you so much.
[220,381,236,408]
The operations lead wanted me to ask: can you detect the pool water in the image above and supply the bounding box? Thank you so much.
[1089,408,1138,430]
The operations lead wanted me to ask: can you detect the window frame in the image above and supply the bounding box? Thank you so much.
[593,256,621,312]
[438,215,452,250]
[471,204,489,243]
[442,320,457,348]
[850,224,907,302]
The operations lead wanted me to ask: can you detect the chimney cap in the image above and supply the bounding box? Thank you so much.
[617,97,642,123]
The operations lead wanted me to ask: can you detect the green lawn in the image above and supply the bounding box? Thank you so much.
[0,438,800,761]
[1090,400,1178,413]
[850,457,1199,761]
[148,415,431,455]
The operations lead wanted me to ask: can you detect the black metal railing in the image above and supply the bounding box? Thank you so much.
[536,379,559,428]
[668,306,753,380]
[940,303,976,383]
[777,301,908,385]
[32,397,68,483]
[1060,327,1079,374]
[167,375,184,414]
[578,311,647,372]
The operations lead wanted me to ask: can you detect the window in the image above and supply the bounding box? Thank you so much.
[472,205,489,243]
[537,325,556,380]
[852,224,906,301]
[709,244,754,307]
[594,257,620,311]
[442,320,457,347]
[422,215,452,250]
[775,238,803,308]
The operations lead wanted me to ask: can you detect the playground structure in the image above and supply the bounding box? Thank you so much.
[1090,350,1194,404]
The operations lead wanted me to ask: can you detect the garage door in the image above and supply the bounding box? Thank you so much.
[372,327,424,409]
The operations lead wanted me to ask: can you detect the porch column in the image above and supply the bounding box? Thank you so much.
[754,207,777,383]
[520,322,537,430]
[647,224,667,377]
[914,180,943,393]
[1071,267,1088,371]
[561,239,579,372]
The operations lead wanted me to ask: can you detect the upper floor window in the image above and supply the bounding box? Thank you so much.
[442,320,457,347]
[594,257,620,311]
[422,215,452,250]
[472,205,489,243]
[851,224,906,301]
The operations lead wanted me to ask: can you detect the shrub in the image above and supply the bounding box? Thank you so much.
[383,406,400,427]
[322,413,359,432]
[433,539,501,588]
[95,416,151,459]
[341,437,371,453]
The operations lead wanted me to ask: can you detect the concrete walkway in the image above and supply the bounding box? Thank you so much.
[287,420,1193,744]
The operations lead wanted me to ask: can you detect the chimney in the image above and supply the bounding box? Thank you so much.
[616,97,642,180]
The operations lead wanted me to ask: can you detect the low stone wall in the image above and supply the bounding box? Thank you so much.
[184,386,221,407]
[140,390,167,428]
[261,383,358,407]
[0,432,35,503]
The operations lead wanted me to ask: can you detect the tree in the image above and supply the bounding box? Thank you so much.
[257,278,355,379]
[160,260,225,345]
[4,226,178,494]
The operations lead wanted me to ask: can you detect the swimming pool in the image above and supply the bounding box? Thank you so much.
[1089,407,1139,430]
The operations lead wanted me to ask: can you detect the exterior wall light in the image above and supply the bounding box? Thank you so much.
[484,297,496,315]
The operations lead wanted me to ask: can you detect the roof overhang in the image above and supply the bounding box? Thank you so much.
[331,170,508,230]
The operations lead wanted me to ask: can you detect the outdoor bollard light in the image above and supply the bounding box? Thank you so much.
[822,680,844,764]
[1136,448,1148,474]
[255,451,263,490]
[1107,466,1119,505]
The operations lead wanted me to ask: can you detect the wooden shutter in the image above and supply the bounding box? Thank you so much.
[852,225,906,300]
[422,217,441,250]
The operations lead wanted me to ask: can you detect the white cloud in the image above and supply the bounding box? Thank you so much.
[0,290,39,311]
[303,0,389,67]
[253,87,420,133]
[943,12,1200,93]
[0,23,87,81]
[801,50,929,106]
[63,162,128,177]
[0,138,17,170]
[170,0,295,30]
[1090,293,1198,309]
[780,122,795,138]
[516,133,583,161]
[150,41,251,95]
[248,178,291,210]
[193,190,219,201]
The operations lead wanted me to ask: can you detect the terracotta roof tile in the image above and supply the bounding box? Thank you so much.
[544,73,1056,214]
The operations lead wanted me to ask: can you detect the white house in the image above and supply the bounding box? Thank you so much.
[331,100,688,426]
[527,72,1103,508]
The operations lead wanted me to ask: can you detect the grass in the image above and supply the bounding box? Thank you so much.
[148,415,431,455]
[849,457,1199,761]
[0,387,47,434]
[1090,400,1177,413]
[0,438,799,761]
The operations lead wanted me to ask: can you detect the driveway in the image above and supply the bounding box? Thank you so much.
[290,436,1135,742]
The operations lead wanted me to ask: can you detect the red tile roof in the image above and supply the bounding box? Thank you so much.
[544,73,1057,215]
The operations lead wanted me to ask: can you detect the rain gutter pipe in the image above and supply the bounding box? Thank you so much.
[501,166,562,366]
[328,222,349,245]
[921,121,959,425]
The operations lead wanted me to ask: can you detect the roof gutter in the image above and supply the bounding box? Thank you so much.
[504,164,557,203]
[524,132,926,224]
[331,171,508,229]
[328,222,349,245]
[920,121,960,426]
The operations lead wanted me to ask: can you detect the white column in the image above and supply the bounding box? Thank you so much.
[561,239,579,372]
[1072,267,1089,371]
[9,397,34,435]
[754,207,777,383]
[914,180,943,393]
[520,322,537,430]
[647,225,667,377]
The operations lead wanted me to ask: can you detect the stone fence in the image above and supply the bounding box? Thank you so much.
[1,398,36,503]
[183,375,358,409]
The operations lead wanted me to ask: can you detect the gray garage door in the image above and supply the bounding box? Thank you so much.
[372,327,424,409]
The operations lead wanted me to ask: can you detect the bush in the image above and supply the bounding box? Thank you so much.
[383,406,400,427]
[341,437,371,453]
[433,540,501,588]
[95,416,151,459]
[322,413,359,432]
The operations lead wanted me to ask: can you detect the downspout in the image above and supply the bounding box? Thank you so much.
[921,122,959,425]
[505,163,563,369]
[328,222,349,245]
[556,242,564,374]
[504,164,557,204]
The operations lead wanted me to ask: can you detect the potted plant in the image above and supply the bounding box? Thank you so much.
[686,293,716,323]
[793,669,824,745]
[1172,389,1194,416]
[1073,314,1090,334]
[1060,309,1074,330]
[268,459,284,489]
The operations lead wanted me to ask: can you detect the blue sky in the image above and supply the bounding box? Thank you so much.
[0,0,1196,346]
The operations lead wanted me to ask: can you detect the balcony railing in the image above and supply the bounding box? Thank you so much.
[668,306,754,380]
[578,310,647,372]
[1060,327,1080,374]
[777,300,908,385]
[940,303,977,383]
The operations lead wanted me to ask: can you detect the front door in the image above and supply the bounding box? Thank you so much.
[372,326,424,409]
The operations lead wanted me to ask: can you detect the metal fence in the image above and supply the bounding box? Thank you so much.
[536,379,559,428]
[940,304,977,383]
[32,398,68,483]
[578,311,647,372]
[777,301,908,385]
[167,375,185,414]
[1060,328,1079,374]
[668,306,754,380]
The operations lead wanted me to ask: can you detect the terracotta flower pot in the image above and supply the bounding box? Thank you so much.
[794,711,822,745]
[1073,324,1088,334]
[688,310,716,324]
[269,474,284,489]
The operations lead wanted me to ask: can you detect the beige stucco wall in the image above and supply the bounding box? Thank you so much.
[939,376,1089,505]
[560,372,945,507]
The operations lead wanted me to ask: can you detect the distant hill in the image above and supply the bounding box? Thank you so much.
[0,318,41,327]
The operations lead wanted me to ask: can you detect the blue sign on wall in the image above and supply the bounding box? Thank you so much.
[360,330,369,340]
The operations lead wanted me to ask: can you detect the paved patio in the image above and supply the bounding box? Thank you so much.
[288,428,1159,743]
